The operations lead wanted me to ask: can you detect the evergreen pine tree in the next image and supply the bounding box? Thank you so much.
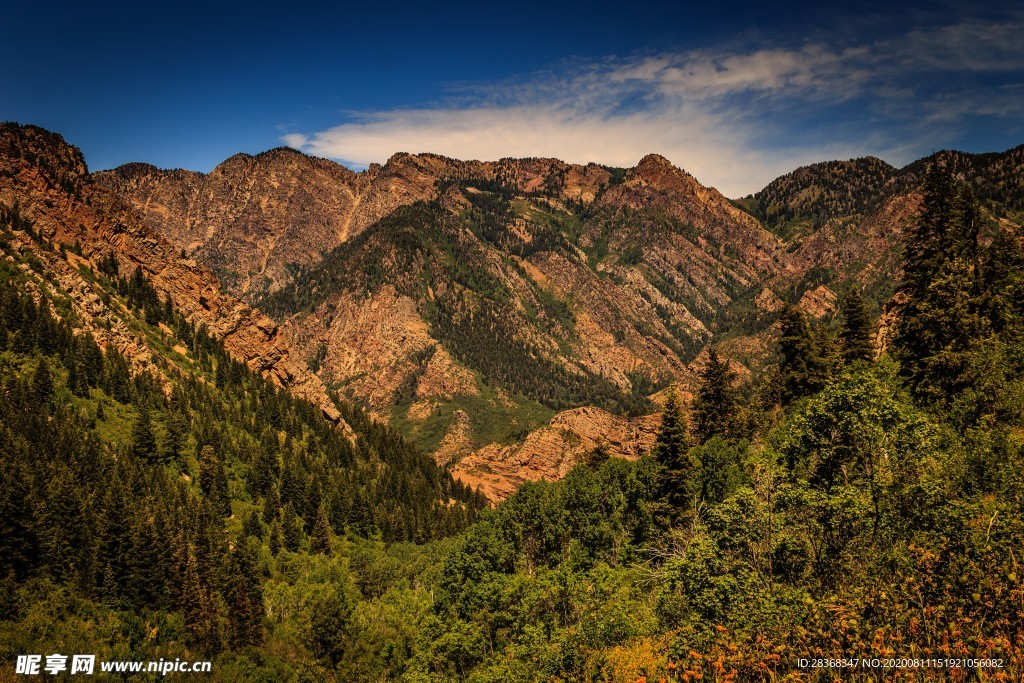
[778,305,829,404]
[101,561,120,606]
[242,510,263,539]
[692,349,739,443]
[223,539,264,649]
[198,445,231,517]
[281,503,302,552]
[813,321,841,380]
[127,517,162,607]
[902,162,958,296]
[653,387,693,512]
[30,360,53,411]
[838,286,874,364]
[250,446,278,498]
[981,231,1024,335]
[180,550,221,652]
[261,486,280,525]
[268,519,283,556]
[131,409,158,462]
[38,469,82,582]
[163,410,188,463]
[0,462,39,580]
[76,335,103,387]
[895,162,985,404]
[103,346,132,403]
[67,358,83,397]
[99,477,131,602]
[310,504,332,555]
[310,586,352,666]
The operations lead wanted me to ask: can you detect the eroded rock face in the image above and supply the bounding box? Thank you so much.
[281,285,443,408]
[96,152,589,300]
[798,285,838,318]
[0,123,343,425]
[788,193,920,292]
[452,406,661,501]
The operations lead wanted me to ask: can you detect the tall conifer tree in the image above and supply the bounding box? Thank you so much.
[839,286,874,364]
[692,349,739,443]
[778,305,829,404]
[131,409,157,462]
[198,445,231,516]
[223,539,264,649]
[653,387,693,513]
[310,504,332,555]
[895,162,984,404]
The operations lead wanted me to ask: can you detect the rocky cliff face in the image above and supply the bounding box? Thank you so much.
[0,123,343,425]
[601,154,792,279]
[451,406,661,501]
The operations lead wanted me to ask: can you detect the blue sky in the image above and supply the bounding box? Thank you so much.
[3,0,1022,196]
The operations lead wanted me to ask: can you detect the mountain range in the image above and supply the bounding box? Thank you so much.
[5,122,1023,499]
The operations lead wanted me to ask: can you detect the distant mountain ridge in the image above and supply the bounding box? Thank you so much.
[741,145,1024,239]
[92,134,1024,499]
[95,151,795,301]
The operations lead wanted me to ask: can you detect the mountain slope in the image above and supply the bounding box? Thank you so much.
[0,121,485,548]
[97,136,1024,500]
[1,122,348,421]
[0,124,342,423]
[254,158,794,495]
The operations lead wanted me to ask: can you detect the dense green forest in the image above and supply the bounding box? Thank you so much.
[0,208,486,678]
[3,162,1024,682]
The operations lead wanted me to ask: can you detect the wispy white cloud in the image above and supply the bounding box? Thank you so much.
[283,21,1024,197]
[283,105,871,198]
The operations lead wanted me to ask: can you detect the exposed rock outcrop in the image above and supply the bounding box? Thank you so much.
[452,406,661,501]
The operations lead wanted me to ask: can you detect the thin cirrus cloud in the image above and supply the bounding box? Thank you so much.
[282,21,1024,197]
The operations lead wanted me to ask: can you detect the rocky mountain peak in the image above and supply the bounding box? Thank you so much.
[213,152,256,172]
[108,161,161,179]
[635,152,675,170]
[749,156,901,237]
[256,145,309,161]
[624,153,704,195]
[380,152,458,182]
[384,151,415,166]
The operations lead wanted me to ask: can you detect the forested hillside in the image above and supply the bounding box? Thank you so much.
[0,202,485,678]
[251,164,797,497]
